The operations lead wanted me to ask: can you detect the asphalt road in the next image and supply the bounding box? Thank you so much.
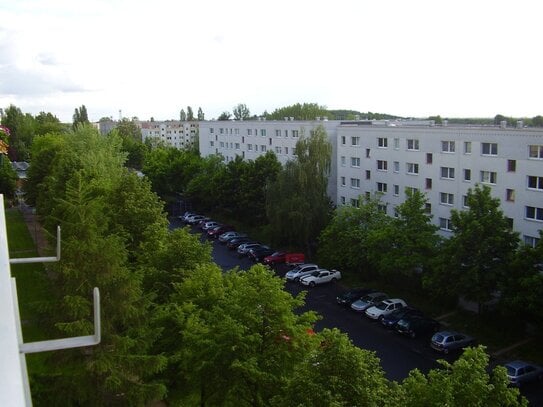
[173,218,542,404]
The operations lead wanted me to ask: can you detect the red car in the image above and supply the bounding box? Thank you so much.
[263,252,305,266]
[207,225,234,239]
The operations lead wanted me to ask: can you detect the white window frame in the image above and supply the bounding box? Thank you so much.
[481,142,498,156]
[377,137,388,148]
[340,176,346,187]
[440,167,455,180]
[351,157,361,167]
[441,141,455,153]
[529,145,543,159]
[528,176,543,190]
[439,217,453,231]
[350,178,361,189]
[377,182,388,193]
[406,163,419,175]
[480,171,497,184]
[440,192,454,206]
[351,136,360,146]
[525,206,543,221]
[377,160,388,171]
[407,139,419,151]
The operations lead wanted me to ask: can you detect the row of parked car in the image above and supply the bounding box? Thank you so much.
[335,287,543,386]
[179,212,542,388]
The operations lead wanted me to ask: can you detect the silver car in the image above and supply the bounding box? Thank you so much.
[504,360,543,386]
[285,264,319,282]
[350,292,388,312]
[430,331,475,354]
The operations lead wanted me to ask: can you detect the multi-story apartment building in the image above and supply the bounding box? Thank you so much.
[199,119,543,246]
[140,120,198,149]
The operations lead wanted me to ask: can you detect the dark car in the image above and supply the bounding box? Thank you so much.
[227,237,252,250]
[336,288,376,307]
[430,331,475,354]
[248,247,275,262]
[504,360,543,387]
[395,315,440,338]
[380,307,424,329]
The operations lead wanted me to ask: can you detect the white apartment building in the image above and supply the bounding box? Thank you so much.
[199,119,543,246]
[199,118,340,198]
[140,120,198,149]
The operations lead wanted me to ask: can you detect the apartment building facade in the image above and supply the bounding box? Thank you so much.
[199,119,543,246]
[140,120,198,149]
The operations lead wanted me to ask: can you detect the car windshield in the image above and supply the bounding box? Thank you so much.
[375,302,388,310]
[505,366,517,376]
[397,319,408,328]
[433,334,445,342]
[310,271,320,276]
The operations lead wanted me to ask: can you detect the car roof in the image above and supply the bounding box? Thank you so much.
[505,360,536,369]
[435,331,460,337]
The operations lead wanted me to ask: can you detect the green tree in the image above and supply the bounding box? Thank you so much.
[267,103,329,120]
[197,107,205,121]
[271,328,392,407]
[111,118,147,169]
[180,109,187,121]
[428,184,519,313]
[267,125,332,254]
[72,104,89,130]
[218,111,231,121]
[532,115,543,127]
[0,157,17,199]
[1,104,36,161]
[34,111,65,135]
[232,103,251,120]
[187,106,194,121]
[398,346,526,406]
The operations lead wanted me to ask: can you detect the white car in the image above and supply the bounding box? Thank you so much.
[365,298,407,320]
[300,269,341,287]
[237,243,265,257]
[218,231,246,243]
[285,264,319,282]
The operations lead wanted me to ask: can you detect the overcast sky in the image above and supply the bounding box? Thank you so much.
[1,0,541,122]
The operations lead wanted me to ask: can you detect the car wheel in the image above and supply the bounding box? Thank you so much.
[443,348,449,355]
[294,277,300,283]
[331,278,337,283]
[309,281,315,287]
[378,315,384,322]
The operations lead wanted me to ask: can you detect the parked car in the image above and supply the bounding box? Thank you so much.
[248,247,275,263]
[219,231,247,243]
[179,211,195,221]
[195,217,212,228]
[237,243,266,257]
[187,215,206,225]
[207,225,234,239]
[380,307,424,329]
[201,221,220,231]
[336,288,376,307]
[430,331,475,354]
[262,252,305,266]
[504,360,543,387]
[285,264,320,282]
[227,237,253,250]
[300,269,341,287]
[365,298,408,320]
[395,315,440,338]
[350,292,388,312]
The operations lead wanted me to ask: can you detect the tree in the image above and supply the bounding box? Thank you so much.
[267,125,332,254]
[180,109,186,121]
[187,106,194,121]
[428,184,519,313]
[232,103,251,120]
[271,328,392,407]
[1,104,35,161]
[494,114,507,125]
[218,111,231,121]
[0,157,17,199]
[112,118,147,169]
[266,103,329,120]
[34,111,65,135]
[398,346,526,406]
[72,104,89,130]
[532,115,543,127]
[197,107,205,121]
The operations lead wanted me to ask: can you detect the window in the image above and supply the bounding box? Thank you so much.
[425,203,432,214]
[247,144,252,151]
[506,189,515,202]
[275,146,282,154]
[407,163,419,175]
[377,182,387,193]
[350,178,361,189]
[462,195,469,208]
[261,145,267,152]
[254,145,259,152]
[366,170,371,180]
[426,153,433,164]
[219,128,224,134]
[242,136,245,143]
[285,147,289,154]
[284,130,289,137]
[377,160,388,171]
[393,184,400,196]
[393,161,400,173]
[525,206,543,221]
[275,130,281,137]
[210,128,214,134]
[440,192,454,205]
[439,218,453,231]
[260,129,267,136]
[441,141,455,153]
[426,178,432,189]
[378,137,388,148]
[464,141,472,154]
[481,171,497,184]
[406,187,419,195]
[463,169,471,181]
[340,176,346,186]
[340,196,346,205]
[528,176,543,190]
[393,138,400,149]
[351,157,361,167]
[292,130,299,137]
[269,138,272,145]
[366,148,370,158]
[524,235,540,248]
[529,145,543,159]
[351,136,360,146]
[507,160,516,172]
[247,129,253,135]
[481,142,498,155]
[441,167,455,179]
[341,136,346,145]
[220,141,225,148]
[407,139,419,151]
[210,141,214,147]
[378,204,387,214]
[235,143,240,150]
[341,156,346,166]
[351,198,360,208]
